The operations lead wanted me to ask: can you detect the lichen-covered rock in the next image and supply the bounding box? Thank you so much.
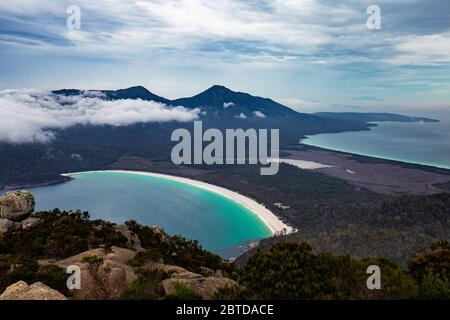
[149,262,236,299]
[21,216,42,230]
[0,218,21,236]
[0,281,66,300]
[0,190,35,221]
[55,246,137,300]
[115,224,144,252]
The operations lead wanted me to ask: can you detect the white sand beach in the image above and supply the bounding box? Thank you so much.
[62,170,293,235]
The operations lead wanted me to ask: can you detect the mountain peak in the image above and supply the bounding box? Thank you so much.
[171,85,299,119]
[53,86,169,104]
[108,86,169,103]
[118,85,150,93]
[203,85,234,94]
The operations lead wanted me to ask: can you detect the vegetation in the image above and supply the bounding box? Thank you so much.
[1,208,449,300]
[409,240,450,299]
[121,269,170,300]
[217,242,416,300]
[125,220,232,275]
[0,209,128,260]
[162,283,203,300]
[217,241,450,300]
[0,255,68,294]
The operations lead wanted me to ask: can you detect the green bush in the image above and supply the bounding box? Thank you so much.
[0,255,67,295]
[229,242,418,300]
[409,240,450,299]
[0,209,128,259]
[162,283,203,300]
[121,269,170,300]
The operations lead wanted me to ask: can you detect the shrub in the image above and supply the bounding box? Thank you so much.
[162,283,203,300]
[121,269,170,300]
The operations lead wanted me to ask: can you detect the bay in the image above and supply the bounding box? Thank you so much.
[5,171,271,257]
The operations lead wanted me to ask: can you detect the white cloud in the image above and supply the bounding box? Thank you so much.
[253,111,266,118]
[236,112,247,119]
[389,32,450,66]
[0,89,200,144]
[223,102,235,109]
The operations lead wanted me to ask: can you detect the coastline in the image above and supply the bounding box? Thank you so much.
[61,170,294,236]
[301,120,450,171]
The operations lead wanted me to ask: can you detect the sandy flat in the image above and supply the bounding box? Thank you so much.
[62,170,293,235]
[283,149,450,195]
[269,158,333,170]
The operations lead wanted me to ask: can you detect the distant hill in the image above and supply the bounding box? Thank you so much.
[314,112,439,123]
[53,86,170,104]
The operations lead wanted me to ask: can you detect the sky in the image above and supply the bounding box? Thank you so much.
[0,0,449,116]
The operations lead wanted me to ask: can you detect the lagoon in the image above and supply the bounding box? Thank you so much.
[12,171,272,257]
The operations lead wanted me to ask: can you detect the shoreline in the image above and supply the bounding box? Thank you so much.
[61,170,294,236]
[302,141,450,171]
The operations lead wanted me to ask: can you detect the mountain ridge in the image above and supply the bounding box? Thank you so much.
[53,85,437,124]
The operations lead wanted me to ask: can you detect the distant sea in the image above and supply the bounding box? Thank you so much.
[304,119,450,169]
[10,172,271,257]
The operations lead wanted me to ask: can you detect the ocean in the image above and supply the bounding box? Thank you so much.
[304,119,450,170]
[9,171,271,257]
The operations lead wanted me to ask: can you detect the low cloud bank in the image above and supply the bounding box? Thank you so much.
[0,89,200,144]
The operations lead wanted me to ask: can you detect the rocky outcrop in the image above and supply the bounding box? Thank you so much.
[21,216,42,230]
[55,246,137,300]
[0,190,35,221]
[0,281,66,300]
[115,224,144,252]
[144,262,236,299]
[46,246,235,300]
[0,218,21,235]
[0,190,42,236]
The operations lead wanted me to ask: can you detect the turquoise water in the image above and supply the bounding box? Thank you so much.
[304,120,450,169]
[14,172,271,256]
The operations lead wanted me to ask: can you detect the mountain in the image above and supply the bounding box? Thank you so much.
[53,86,170,104]
[314,112,439,123]
[171,85,297,119]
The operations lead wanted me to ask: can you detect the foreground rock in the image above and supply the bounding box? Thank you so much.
[115,224,144,252]
[0,281,66,300]
[21,216,42,230]
[0,218,21,236]
[145,262,237,299]
[47,246,236,300]
[55,246,137,300]
[0,190,35,221]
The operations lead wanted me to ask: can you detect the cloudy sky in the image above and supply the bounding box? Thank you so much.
[0,0,449,116]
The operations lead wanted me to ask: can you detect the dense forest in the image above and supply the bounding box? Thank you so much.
[1,210,449,299]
